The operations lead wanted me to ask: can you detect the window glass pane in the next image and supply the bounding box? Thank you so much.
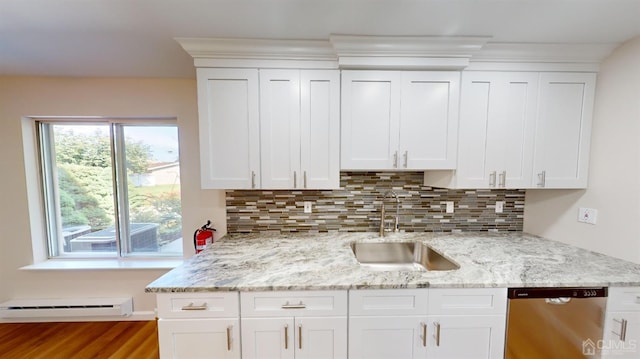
[50,124,117,255]
[122,125,183,255]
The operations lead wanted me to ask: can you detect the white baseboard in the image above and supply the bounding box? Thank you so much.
[0,310,156,323]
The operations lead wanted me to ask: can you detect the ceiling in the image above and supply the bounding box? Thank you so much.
[2,0,640,78]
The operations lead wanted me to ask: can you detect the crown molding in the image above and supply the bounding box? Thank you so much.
[329,35,490,57]
[176,36,619,71]
[473,42,618,63]
[175,37,337,61]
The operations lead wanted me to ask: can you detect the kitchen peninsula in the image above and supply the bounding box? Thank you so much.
[147,232,640,359]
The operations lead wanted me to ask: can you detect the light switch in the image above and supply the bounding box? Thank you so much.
[495,201,504,214]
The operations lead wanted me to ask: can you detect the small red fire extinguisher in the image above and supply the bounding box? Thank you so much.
[193,220,216,254]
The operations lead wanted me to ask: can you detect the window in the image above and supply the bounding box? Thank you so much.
[38,119,183,258]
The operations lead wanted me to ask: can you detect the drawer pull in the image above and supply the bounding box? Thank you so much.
[281,301,306,309]
[180,302,208,311]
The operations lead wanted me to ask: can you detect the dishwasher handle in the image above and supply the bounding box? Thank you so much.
[545,297,572,305]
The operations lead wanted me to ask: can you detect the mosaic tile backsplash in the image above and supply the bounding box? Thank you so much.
[226,172,525,233]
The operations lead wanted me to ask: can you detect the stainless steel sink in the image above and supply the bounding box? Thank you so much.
[350,242,459,271]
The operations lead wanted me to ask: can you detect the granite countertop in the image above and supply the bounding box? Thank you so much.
[145,232,640,293]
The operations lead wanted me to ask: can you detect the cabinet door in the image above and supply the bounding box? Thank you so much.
[602,311,640,358]
[300,70,340,189]
[296,317,347,359]
[242,317,296,359]
[399,72,460,169]
[456,72,537,188]
[426,315,506,359]
[197,68,260,189]
[341,71,401,170]
[260,69,301,189]
[349,316,427,359]
[533,72,596,188]
[158,318,240,359]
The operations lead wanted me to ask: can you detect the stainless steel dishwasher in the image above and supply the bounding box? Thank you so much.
[505,287,607,359]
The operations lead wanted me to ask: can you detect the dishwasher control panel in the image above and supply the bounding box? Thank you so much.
[508,287,608,299]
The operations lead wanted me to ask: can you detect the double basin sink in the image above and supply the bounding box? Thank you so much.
[350,241,459,271]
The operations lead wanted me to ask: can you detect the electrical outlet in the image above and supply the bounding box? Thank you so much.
[303,201,313,214]
[578,208,597,225]
[445,201,454,214]
[495,201,504,214]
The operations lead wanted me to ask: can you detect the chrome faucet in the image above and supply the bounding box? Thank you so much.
[379,190,400,237]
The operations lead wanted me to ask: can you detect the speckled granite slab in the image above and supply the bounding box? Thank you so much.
[145,232,640,292]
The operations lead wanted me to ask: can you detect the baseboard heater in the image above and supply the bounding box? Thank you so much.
[0,297,133,319]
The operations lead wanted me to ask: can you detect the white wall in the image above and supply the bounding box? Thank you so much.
[524,36,640,263]
[0,77,227,314]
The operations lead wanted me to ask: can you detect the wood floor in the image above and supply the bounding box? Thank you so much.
[0,321,158,359]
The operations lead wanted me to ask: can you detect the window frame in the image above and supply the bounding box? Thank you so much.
[35,117,183,260]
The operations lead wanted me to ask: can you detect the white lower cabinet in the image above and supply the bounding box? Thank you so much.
[349,288,507,359]
[349,316,428,359]
[156,288,509,359]
[158,318,240,359]
[427,288,507,359]
[240,291,348,359]
[349,289,429,359]
[602,287,640,358]
[156,292,241,359]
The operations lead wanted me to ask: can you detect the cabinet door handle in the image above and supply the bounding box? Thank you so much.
[226,325,232,351]
[434,322,441,347]
[403,150,408,168]
[294,171,297,188]
[298,324,303,349]
[281,301,306,309]
[284,324,289,349]
[421,322,427,347]
[393,151,398,168]
[180,302,208,311]
[499,171,506,188]
[303,171,307,189]
[251,171,256,189]
[537,171,546,187]
[489,171,496,187]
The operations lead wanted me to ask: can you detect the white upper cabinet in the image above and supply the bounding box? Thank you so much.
[532,72,596,189]
[259,70,301,189]
[260,69,340,189]
[425,70,596,190]
[198,68,339,190]
[341,70,460,170]
[455,71,538,189]
[300,70,341,189]
[198,68,260,189]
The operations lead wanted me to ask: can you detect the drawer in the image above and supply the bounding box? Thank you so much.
[607,287,640,312]
[349,289,428,316]
[157,292,239,319]
[428,288,507,315]
[241,291,347,317]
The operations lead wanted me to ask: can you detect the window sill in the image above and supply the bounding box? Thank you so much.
[20,258,185,271]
